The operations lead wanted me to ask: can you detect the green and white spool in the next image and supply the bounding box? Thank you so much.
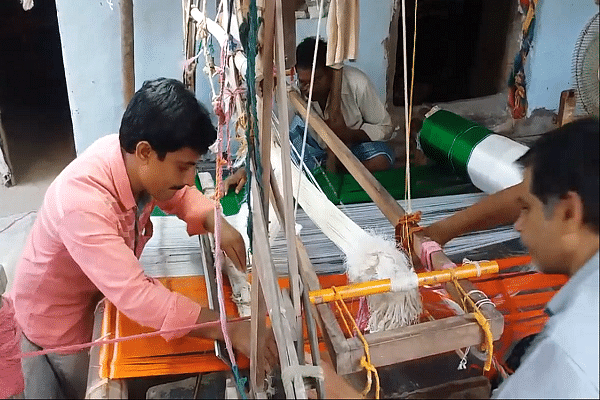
[418,107,528,194]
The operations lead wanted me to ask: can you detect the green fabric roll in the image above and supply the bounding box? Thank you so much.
[419,109,492,174]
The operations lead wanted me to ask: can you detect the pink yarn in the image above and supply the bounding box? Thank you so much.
[0,296,24,398]
[419,241,443,271]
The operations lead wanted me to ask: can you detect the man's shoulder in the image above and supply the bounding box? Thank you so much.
[343,65,370,84]
[48,134,122,216]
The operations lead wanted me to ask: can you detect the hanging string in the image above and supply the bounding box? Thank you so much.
[451,276,494,372]
[330,286,380,399]
[293,0,326,219]
[244,0,262,251]
[212,3,248,395]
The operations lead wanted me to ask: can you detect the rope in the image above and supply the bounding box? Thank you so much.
[331,286,380,399]
[395,211,423,257]
[451,277,494,372]
[402,0,419,213]
[10,316,250,360]
[212,5,247,395]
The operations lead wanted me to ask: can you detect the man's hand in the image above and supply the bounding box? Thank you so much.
[222,169,247,195]
[305,351,363,399]
[230,320,279,375]
[325,110,349,139]
[219,219,247,271]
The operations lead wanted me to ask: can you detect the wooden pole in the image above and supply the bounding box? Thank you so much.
[120,0,135,107]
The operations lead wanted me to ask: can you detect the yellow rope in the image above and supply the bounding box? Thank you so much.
[451,278,494,371]
[331,287,380,399]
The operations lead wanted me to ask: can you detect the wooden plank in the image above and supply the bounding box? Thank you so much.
[295,236,350,372]
[120,0,135,107]
[250,271,268,397]
[259,0,275,217]
[281,0,297,69]
[250,163,307,398]
[341,313,501,375]
[288,90,404,225]
[274,0,304,357]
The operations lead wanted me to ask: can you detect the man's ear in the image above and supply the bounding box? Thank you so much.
[135,141,153,164]
[557,191,586,234]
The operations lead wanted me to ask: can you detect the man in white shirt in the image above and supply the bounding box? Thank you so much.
[293,36,395,173]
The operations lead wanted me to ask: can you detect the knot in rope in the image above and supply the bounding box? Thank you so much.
[395,211,423,254]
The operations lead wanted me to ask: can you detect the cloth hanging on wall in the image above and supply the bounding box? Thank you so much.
[326,0,359,68]
[507,0,538,119]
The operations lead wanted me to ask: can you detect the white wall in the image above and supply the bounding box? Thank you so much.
[55,0,186,154]
[525,0,598,115]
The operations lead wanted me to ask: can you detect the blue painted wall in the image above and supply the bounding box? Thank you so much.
[55,0,185,153]
[296,0,395,101]
[525,0,598,115]
[55,0,395,153]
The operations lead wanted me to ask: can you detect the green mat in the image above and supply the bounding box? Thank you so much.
[313,164,479,205]
[151,163,479,216]
[151,173,247,217]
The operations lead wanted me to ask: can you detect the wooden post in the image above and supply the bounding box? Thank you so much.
[259,0,275,217]
[120,0,135,107]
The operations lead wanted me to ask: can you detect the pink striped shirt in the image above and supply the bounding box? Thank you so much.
[13,134,213,349]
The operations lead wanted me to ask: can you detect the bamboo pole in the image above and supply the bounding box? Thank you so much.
[120,0,135,107]
[309,262,499,305]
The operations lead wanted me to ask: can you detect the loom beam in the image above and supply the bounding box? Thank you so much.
[288,90,504,375]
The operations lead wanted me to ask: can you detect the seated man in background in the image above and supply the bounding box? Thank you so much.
[224,36,395,193]
[292,36,395,173]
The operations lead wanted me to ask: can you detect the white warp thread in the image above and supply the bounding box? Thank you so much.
[270,140,422,332]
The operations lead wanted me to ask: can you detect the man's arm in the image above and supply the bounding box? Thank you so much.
[422,183,522,246]
[157,186,247,270]
[189,307,279,374]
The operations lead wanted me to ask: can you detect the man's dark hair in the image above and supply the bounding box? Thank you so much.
[119,77,216,160]
[296,36,327,70]
[517,117,599,233]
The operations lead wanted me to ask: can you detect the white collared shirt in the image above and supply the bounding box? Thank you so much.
[306,65,394,149]
[492,251,599,399]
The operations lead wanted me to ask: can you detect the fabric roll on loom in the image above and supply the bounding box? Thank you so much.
[418,107,528,194]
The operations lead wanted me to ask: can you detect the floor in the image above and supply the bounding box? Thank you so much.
[0,105,75,218]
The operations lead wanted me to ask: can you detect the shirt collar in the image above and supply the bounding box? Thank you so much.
[546,251,599,316]
[107,134,136,211]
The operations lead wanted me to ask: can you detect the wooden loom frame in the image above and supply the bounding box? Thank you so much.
[86,0,504,397]
[287,91,504,375]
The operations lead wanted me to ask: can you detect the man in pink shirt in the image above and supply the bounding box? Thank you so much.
[12,78,277,398]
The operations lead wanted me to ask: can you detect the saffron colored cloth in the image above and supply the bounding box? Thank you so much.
[305,66,394,149]
[12,134,214,350]
[0,296,24,398]
[492,252,599,398]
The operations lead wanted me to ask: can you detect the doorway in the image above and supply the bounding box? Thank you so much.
[393,0,515,106]
[0,0,75,187]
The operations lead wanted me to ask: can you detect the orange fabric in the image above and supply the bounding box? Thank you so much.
[100,256,563,381]
[99,275,248,379]
[100,273,351,379]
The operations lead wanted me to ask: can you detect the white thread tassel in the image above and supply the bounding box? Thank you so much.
[270,140,422,332]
